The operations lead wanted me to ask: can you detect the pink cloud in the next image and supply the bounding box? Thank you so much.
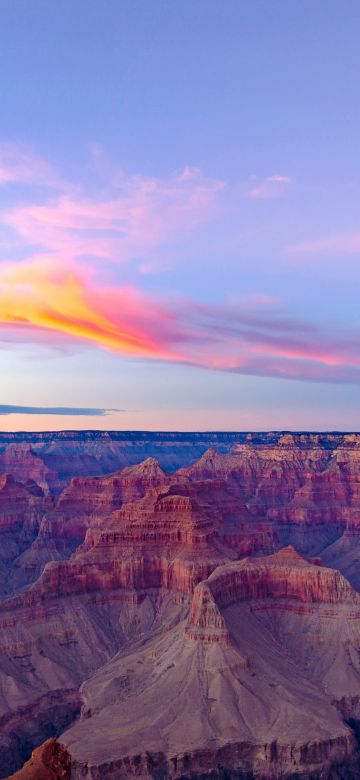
[0,143,64,188]
[0,146,296,273]
[2,163,225,265]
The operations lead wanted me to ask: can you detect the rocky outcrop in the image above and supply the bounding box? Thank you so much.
[6,738,71,780]
[185,581,230,643]
[56,457,168,519]
[186,547,360,648]
[197,546,360,608]
[0,474,45,534]
[0,691,80,778]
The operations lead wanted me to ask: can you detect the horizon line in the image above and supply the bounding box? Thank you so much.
[0,428,359,436]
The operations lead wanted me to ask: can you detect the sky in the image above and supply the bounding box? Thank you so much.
[1,0,360,432]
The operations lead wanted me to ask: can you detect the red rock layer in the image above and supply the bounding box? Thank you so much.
[0,485,236,615]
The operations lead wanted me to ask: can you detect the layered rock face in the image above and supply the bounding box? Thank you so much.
[0,475,50,598]
[0,458,171,599]
[180,438,360,577]
[0,444,56,494]
[190,546,359,610]
[56,457,169,518]
[3,435,360,777]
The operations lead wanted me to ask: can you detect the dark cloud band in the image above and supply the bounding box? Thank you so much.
[0,405,121,416]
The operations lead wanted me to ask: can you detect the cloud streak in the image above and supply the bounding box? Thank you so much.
[0,405,121,416]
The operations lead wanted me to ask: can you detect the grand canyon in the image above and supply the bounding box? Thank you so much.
[3,0,358,775]
[0,431,360,778]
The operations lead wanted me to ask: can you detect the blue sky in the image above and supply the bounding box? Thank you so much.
[1,0,360,431]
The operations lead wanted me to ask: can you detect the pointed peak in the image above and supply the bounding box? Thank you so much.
[200,448,219,460]
[142,456,163,466]
[136,456,164,472]
[122,457,166,478]
[267,545,308,565]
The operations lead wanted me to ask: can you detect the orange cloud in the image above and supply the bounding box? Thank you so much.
[0,259,186,360]
[1,258,360,384]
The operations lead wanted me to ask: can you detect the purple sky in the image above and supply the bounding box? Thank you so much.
[1,0,360,431]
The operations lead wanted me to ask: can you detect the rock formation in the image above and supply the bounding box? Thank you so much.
[6,739,71,779]
[2,435,360,777]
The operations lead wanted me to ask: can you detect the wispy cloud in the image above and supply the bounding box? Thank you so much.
[0,405,121,416]
[1,257,360,384]
[246,174,291,200]
[0,143,64,188]
[1,151,225,266]
[288,231,360,256]
[0,145,294,272]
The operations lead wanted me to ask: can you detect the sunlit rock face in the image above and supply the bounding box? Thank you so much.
[3,434,360,777]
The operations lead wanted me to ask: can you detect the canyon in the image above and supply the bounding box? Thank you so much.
[2,432,360,778]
